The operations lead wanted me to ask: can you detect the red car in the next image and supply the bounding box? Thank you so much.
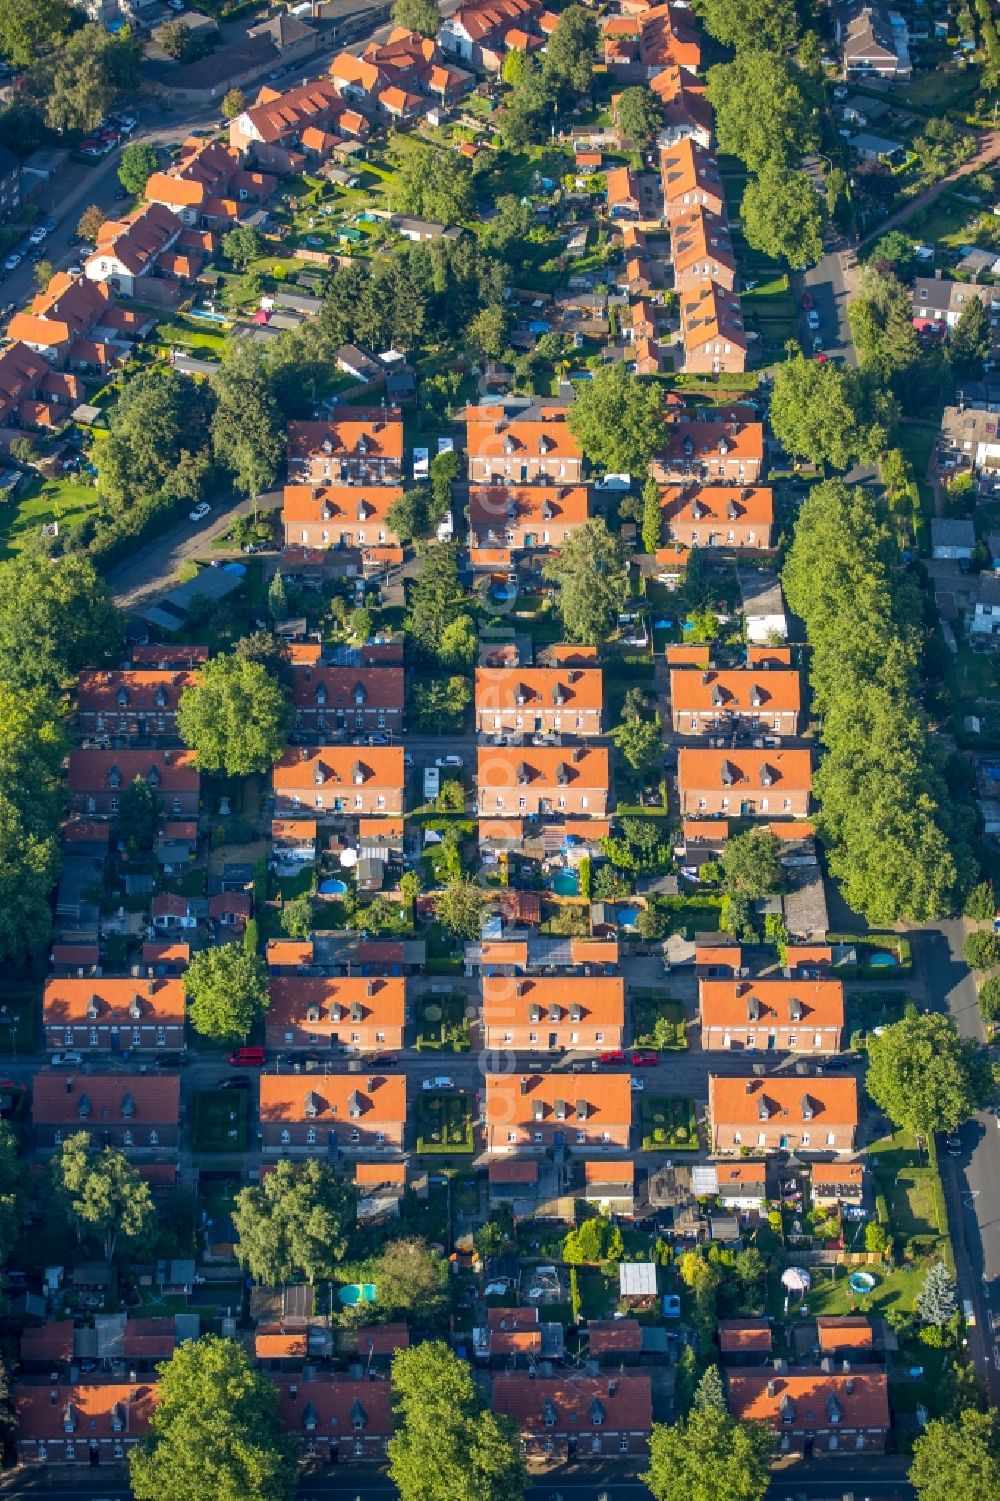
[227,1046,265,1067]
[599,1050,626,1065]
[801,291,814,310]
[631,1050,658,1067]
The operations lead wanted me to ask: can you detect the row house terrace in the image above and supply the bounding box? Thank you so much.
[670,207,737,293]
[493,1374,652,1460]
[43,977,186,1055]
[83,202,205,305]
[477,745,610,819]
[330,28,473,123]
[699,979,846,1053]
[650,64,713,148]
[660,484,773,550]
[656,418,766,486]
[15,1383,156,1467]
[259,1072,406,1153]
[291,665,404,738]
[680,281,748,375]
[465,404,584,486]
[468,484,590,568]
[231,78,368,176]
[288,413,403,485]
[708,1074,860,1155]
[0,339,83,435]
[439,0,551,72]
[727,1369,890,1455]
[481,975,625,1050]
[144,137,275,230]
[32,1074,181,1153]
[274,1376,392,1461]
[485,1072,631,1152]
[7,273,150,374]
[677,748,811,818]
[283,484,402,562]
[603,6,700,81]
[661,138,725,222]
[76,668,199,741]
[475,666,604,736]
[67,748,200,820]
[669,665,799,735]
[272,745,404,818]
[265,976,406,1051]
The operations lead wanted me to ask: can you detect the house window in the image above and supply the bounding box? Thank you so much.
[149,1130,158,1146]
[89,1028,98,1046]
[110,797,119,815]
[124,1129,133,1147]
[528,1032,537,1043]
[801,1133,810,1147]
[375,1132,385,1145]
[826,1132,836,1146]
[507,1132,517,1143]
[576,1131,586,1144]
[114,1440,124,1460]
[65,1443,75,1462]
[788,1034,797,1047]
[855,1434,865,1449]
[354,1439,364,1457]
[619,1436,629,1452]
[813,1032,822,1048]
[733,1131,741,1144]
[595,1032,603,1043]
[306,1128,316,1145]
[503,1032,513,1044]
[533,1131,542,1143]
[281,1129,291,1145]
[350,1130,360,1144]
[38,1443,47,1461]
[156,1028,165,1046]
[54,1131,62,1146]
[376,1032,385,1043]
[757,1132,766,1146]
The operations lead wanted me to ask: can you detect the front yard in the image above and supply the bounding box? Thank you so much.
[416,1090,474,1155]
[630,993,688,1050]
[415,991,471,1051]
[191,1089,250,1154]
[640,1094,698,1151]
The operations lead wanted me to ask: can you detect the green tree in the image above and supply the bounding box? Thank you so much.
[706,52,817,173]
[721,829,782,899]
[978,973,1000,1021]
[612,713,662,777]
[400,868,422,913]
[0,1121,24,1269]
[543,517,629,645]
[543,3,598,101]
[279,893,313,940]
[0,0,70,68]
[222,224,265,272]
[34,258,53,291]
[963,928,1000,969]
[866,1014,993,1138]
[267,570,288,623]
[42,26,139,135]
[869,231,916,279]
[694,0,798,53]
[371,1237,449,1323]
[848,267,921,385]
[409,675,470,732]
[693,1364,727,1412]
[0,551,121,693]
[0,792,58,964]
[769,354,892,470]
[965,881,996,921]
[434,877,482,941]
[211,340,284,503]
[949,294,992,378]
[561,1215,624,1264]
[130,1336,296,1501]
[467,303,510,361]
[392,0,440,35]
[177,654,291,775]
[567,362,667,474]
[502,46,530,87]
[118,141,159,197]
[642,475,662,553]
[388,488,432,546]
[438,614,477,671]
[390,147,473,224]
[52,1134,156,1261]
[117,775,162,852]
[916,1260,958,1326]
[865,1221,892,1258]
[388,1342,525,1501]
[221,87,246,119]
[232,1159,357,1284]
[184,944,270,1041]
[77,203,105,243]
[741,162,825,268]
[99,367,214,514]
[616,84,663,144]
[909,1407,1000,1501]
[643,1401,773,1501]
[406,542,462,660]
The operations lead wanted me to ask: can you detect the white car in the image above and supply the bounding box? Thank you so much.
[435,754,463,769]
[3,252,21,271]
[422,1075,455,1091]
[50,1052,83,1067]
[806,309,821,331]
[189,502,211,523]
[28,226,47,246]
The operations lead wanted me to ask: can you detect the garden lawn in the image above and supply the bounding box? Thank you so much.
[640,1095,698,1151]
[416,1090,473,1155]
[415,992,470,1051]
[0,983,39,1052]
[0,474,104,558]
[153,316,228,354]
[869,1130,948,1248]
[192,1089,250,1154]
[631,994,687,1049]
[766,1258,926,1319]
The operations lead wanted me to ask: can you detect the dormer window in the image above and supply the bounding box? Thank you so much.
[756,1095,769,1121]
[542,1399,557,1428]
[575,1099,587,1121]
[304,1090,321,1118]
[348,1089,362,1118]
[779,1394,795,1424]
[116,687,130,708]
[352,761,365,785]
[87,996,100,1020]
[759,763,775,788]
[720,759,735,787]
[322,437,333,455]
[155,686,168,708]
[801,1093,815,1121]
[147,765,161,789]
[351,1401,367,1431]
[306,1004,321,1024]
[329,1002,344,1023]
[302,1402,318,1433]
[107,765,122,789]
[316,682,328,706]
[350,1002,362,1023]
[590,1399,605,1427]
[77,1092,92,1120]
[747,995,760,1023]
[321,501,333,521]
[63,1403,76,1434]
[121,1092,135,1119]
[353,682,366,705]
[532,1099,544,1122]
[129,995,142,1020]
[314,764,325,786]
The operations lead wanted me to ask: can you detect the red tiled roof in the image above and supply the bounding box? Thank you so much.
[32,1074,180,1126]
[492,1374,652,1433]
[727,1369,889,1431]
[588,1318,642,1354]
[708,1075,859,1127]
[15,1383,156,1440]
[718,1319,772,1353]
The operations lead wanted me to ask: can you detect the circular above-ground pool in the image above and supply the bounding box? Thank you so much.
[338,1283,376,1306]
[319,878,348,895]
[849,1271,877,1294]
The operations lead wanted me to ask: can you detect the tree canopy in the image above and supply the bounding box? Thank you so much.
[616,85,663,144]
[130,1336,297,1501]
[184,944,270,1041]
[391,146,473,224]
[721,829,782,898]
[388,1342,526,1501]
[768,355,893,469]
[118,141,160,197]
[0,1121,24,1269]
[0,0,71,68]
[543,4,598,101]
[433,877,483,941]
[865,1013,993,1137]
[910,1408,1000,1501]
[542,517,630,645]
[916,1260,958,1326]
[211,340,285,501]
[0,551,121,693]
[706,52,817,173]
[177,654,292,775]
[406,543,464,663]
[368,1237,450,1325]
[567,363,667,474]
[391,0,440,36]
[949,294,992,378]
[52,1134,156,1261]
[741,162,825,268]
[693,0,799,53]
[99,367,214,516]
[848,267,922,386]
[643,1399,773,1501]
[782,479,976,922]
[232,1159,357,1284]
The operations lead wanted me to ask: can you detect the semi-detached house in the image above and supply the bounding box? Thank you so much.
[661,484,774,549]
[144,137,275,229]
[283,484,403,560]
[230,78,368,175]
[465,404,584,485]
[468,484,590,567]
[83,202,201,304]
[481,975,625,1050]
[477,745,610,818]
[699,978,846,1053]
[0,339,82,433]
[486,1072,632,1152]
[669,665,799,735]
[656,419,766,485]
[677,747,811,818]
[492,1374,652,1461]
[288,413,404,484]
[679,280,748,375]
[32,1074,181,1153]
[274,1376,392,1461]
[76,669,199,741]
[474,666,604,736]
[259,1072,406,1153]
[660,138,725,222]
[670,206,736,292]
[265,976,406,1051]
[67,749,200,820]
[727,1368,890,1454]
[708,1074,860,1154]
[15,1383,156,1467]
[439,0,547,72]
[272,745,404,818]
[291,665,404,738]
[42,977,186,1055]
[7,273,150,374]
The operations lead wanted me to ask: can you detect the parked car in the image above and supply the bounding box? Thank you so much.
[367,732,390,746]
[630,1050,658,1067]
[189,501,211,523]
[435,754,463,769]
[3,252,21,271]
[368,1051,398,1066]
[154,1053,184,1068]
[28,226,47,246]
[227,1046,265,1067]
[800,291,814,310]
[806,309,820,331]
[422,1075,455,1091]
[943,1135,963,1155]
[50,1052,83,1067]
[219,1075,252,1091]
[599,1050,626,1065]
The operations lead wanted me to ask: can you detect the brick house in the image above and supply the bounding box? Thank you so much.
[42,977,186,1055]
[76,669,199,741]
[0,339,83,434]
[492,1375,652,1461]
[468,484,590,566]
[677,748,812,818]
[465,404,584,486]
[660,485,774,550]
[83,202,199,302]
[670,666,799,736]
[7,273,150,373]
[660,139,725,222]
[144,137,275,229]
[481,975,625,1050]
[265,976,405,1051]
[291,666,404,739]
[32,1074,181,1153]
[680,282,748,375]
[485,1072,631,1153]
[288,413,404,485]
[655,420,766,486]
[651,64,713,148]
[66,749,200,820]
[439,0,545,72]
[475,667,604,736]
[810,1161,865,1210]
[272,746,404,819]
[708,1075,859,1155]
[274,1376,392,1461]
[15,1383,156,1466]
[0,144,22,224]
[699,979,846,1053]
[282,483,403,560]
[230,79,367,175]
[670,207,737,292]
[477,745,610,818]
[259,1073,406,1154]
[606,165,641,220]
[726,1369,890,1455]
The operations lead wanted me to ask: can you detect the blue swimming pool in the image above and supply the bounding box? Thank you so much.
[869,952,896,968]
[338,1282,377,1306]
[319,878,348,895]
[550,869,580,896]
